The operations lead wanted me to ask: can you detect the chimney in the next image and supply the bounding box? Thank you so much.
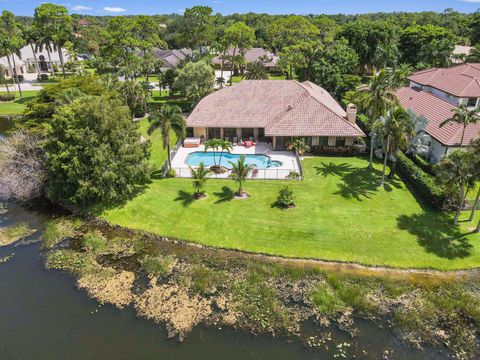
[346,103,357,123]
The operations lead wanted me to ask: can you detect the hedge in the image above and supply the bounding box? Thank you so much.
[396,152,445,211]
[310,145,361,156]
[0,94,15,102]
[409,153,435,176]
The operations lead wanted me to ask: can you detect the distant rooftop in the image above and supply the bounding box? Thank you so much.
[407,63,480,98]
[212,48,278,68]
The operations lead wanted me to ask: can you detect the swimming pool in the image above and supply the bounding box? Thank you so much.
[185,152,283,169]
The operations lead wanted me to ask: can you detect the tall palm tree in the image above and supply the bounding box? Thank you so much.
[357,69,399,169]
[440,105,479,147]
[243,60,268,80]
[35,35,55,77]
[148,105,186,170]
[190,162,211,198]
[392,63,413,88]
[467,139,480,223]
[373,106,414,186]
[119,80,145,117]
[229,155,254,196]
[21,25,41,78]
[436,150,476,225]
[204,138,222,166]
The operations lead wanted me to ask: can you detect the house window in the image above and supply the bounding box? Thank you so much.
[186,127,194,137]
[223,128,236,141]
[335,137,346,147]
[208,127,221,139]
[467,98,478,107]
[318,137,329,146]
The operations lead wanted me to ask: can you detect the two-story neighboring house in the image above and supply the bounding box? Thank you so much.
[397,63,480,162]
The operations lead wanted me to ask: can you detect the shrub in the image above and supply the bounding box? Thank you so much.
[83,230,108,253]
[409,154,435,176]
[15,75,24,83]
[0,94,15,101]
[310,145,360,156]
[141,254,175,276]
[165,168,176,178]
[286,170,301,180]
[42,218,79,249]
[277,186,295,208]
[133,105,146,118]
[311,283,346,315]
[37,74,49,81]
[396,152,446,211]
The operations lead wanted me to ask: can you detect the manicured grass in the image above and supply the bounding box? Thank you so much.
[98,156,480,270]
[0,90,38,115]
[230,74,287,83]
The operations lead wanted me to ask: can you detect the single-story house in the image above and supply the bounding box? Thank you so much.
[150,48,192,69]
[452,45,473,63]
[186,80,365,150]
[212,48,279,70]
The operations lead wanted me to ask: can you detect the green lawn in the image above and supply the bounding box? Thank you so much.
[230,74,287,83]
[0,91,38,115]
[98,155,480,270]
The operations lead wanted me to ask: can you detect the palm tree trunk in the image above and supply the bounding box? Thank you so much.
[46,46,55,77]
[460,125,466,147]
[454,185,465,225]
[9,54,22,98]
[58,47,66,78]
[476,217,480,233]
[167,143,172,170]
[469,188,480,221]
[380,137,390,187]
[229,48,237,86]
[30,42,41,78]
[368,133,375,169]
[220,49,226,88]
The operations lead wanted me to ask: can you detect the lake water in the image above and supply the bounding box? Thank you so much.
[0,203,448,359]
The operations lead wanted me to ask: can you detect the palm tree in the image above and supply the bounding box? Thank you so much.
[204,138,222,166]
[243,60,268,80]
[287,137,308,156]
[119,80,146,117]
[35,35,55,77]
[373,42,399,69]
[218,139,233,166]
[440,105,479,147]
[21,25,41,78]
[215,76,226,88]
[467,139,480,223]
[229,155,254,196]
[373,106,414,186]
[148,105,186,170]
[357,69,399,169]
[436,150,476,225]
[190,162,211,198]
[392,63,413,88]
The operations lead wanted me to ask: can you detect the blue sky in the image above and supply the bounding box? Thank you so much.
[2,0,480,16]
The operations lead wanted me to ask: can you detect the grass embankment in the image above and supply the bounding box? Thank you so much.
[98,154,480,270]
[0,222,35,246]
[0,91,38,115]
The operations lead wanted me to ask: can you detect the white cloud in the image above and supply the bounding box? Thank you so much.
[103,6,126,13]
[71,5,92,11]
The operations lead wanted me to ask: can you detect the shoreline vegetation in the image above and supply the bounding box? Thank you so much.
[41,217,480,359]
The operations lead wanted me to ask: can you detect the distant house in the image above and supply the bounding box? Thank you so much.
[78,19,90,27]
[397,63,480,162]
[0,45,69,77]
[212,48,279,70]
[150,48,192,69]
[452,45,473,63]
[187,80,365,150]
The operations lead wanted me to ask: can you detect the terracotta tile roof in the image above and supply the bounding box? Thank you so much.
[212,48,279,68]
[407,63,480,98]
[187,80,365,137]
[397,87,480,146]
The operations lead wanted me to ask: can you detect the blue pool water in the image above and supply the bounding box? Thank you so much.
[185,152,283,169]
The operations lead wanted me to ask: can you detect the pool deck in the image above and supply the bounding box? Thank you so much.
[171,142,300,180]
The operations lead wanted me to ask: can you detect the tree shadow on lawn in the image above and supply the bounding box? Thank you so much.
[316,162,402,201]
[213,186,235,204]
[174,190,195,207]
[397,212,473,259]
